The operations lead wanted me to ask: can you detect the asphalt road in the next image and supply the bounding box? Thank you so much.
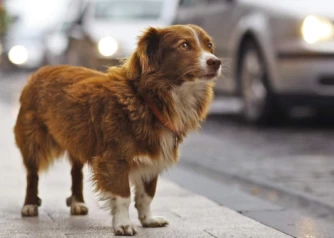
[195,102,334,211]
[1,72,334,237]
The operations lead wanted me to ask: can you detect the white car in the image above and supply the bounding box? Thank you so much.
[175,0,334,123]
[3,23,47,70]
[50,0,179,69]
[4,0,68,70]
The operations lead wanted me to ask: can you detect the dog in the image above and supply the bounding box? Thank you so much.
[14,24,221,236]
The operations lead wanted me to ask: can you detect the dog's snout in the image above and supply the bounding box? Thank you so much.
[207,58,221,69]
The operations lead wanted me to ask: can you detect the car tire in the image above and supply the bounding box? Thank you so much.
[239,38,283,124]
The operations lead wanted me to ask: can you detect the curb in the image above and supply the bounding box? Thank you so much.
[179,159,334,216]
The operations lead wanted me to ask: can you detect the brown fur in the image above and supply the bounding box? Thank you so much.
[14,25,218,223]
[143,176,158,198]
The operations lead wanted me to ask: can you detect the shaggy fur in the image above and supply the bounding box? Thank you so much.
[14,24,221,235]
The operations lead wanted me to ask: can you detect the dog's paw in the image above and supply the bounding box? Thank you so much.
[21,204,38,217]
[141,216,169,228]
[71,202,88,215]
[114,223,137,236]
[66,196,88,215]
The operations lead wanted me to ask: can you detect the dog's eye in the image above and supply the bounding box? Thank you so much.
[207,43,213,49]
[180,42,190,50]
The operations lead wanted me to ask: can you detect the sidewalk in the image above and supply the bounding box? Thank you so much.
[0,100,290,237]
[0,161,291,238]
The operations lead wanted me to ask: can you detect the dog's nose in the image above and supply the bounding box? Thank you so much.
[207,58,221,70]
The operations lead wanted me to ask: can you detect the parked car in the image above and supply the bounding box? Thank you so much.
[3,0,69,70]
[174,0,334,123]
[44,22,71,65]
[51,0,179,69]
[2,22,47,70]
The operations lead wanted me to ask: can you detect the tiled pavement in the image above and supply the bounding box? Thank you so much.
[0,164,292,238]
[0,138,291,238]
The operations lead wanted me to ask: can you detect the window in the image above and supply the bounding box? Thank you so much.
[179,0,202,7]
[95,0,163,20]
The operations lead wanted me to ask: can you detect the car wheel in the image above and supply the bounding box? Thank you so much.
[239,39,282,124]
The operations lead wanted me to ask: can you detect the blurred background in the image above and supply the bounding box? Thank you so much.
[1,0,334,236]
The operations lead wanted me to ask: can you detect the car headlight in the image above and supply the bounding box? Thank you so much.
[8,45,29,65]
[301,15,334,44]
[98,36,118,57]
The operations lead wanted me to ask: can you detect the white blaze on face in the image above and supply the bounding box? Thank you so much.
[187,25,221,76]
[188,25,201,46]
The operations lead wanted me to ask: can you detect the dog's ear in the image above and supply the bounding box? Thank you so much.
[138,27,162,73]
[125,27,162,79]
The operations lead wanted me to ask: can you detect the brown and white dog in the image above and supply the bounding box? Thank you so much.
[14,24,221,236]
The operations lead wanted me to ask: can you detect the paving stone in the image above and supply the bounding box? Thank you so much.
[0,234,67,238]
[165,166,282,212]
[206,227,290,238]
[66,228,213,238]
[154,178,193,197]
[172,206,263,229]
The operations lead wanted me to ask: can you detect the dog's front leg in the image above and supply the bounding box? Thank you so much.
[109,195,136,235]
[92,156,136,236]
[134,176,169,227]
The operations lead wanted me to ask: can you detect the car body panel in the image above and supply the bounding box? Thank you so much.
[174,0,334,99]
[52,0,179,68]
[3,24,46,69]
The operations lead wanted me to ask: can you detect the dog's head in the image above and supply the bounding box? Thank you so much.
[125,25,221,84]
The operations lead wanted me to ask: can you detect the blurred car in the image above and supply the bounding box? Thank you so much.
[44,22,71,65]
[50,0,179,69]
[174,0,334,123]
[0,40,3,66]
[2,22,47,70]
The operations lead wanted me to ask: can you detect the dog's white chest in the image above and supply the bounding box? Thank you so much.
[130,131,176,182]
[171,81,207,132]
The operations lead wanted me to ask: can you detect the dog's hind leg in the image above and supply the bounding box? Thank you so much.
[15,109,63,217]
[15,114,43,216]
[66,155,88,215]
[21,158,41,216]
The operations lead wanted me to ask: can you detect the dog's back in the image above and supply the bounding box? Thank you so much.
[14,65,108,170]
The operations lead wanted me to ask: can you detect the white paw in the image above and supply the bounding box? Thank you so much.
[114,223,137,236]
[66,196,88,215]
[110,196,135,235]
[141,216,169,228]
[71,202,88,215]
[21,204,38,217]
